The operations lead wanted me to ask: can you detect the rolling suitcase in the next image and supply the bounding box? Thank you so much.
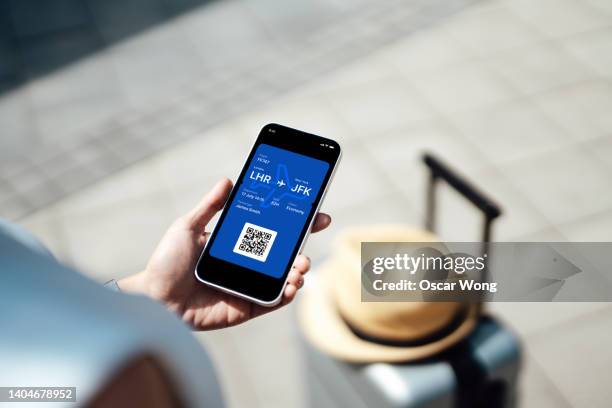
[302,154,520,408]
[304,316,520,408]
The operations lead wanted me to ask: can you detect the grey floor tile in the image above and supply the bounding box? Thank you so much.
[512,225,568,242]
[484,39,593,95]
[308,49,400,95]
[583,135,612,173]
[196,330,262,408]
[444,2,545,57]
[199,304,306,408]
[6,167,57,196]
[534,80,612,142]
[562,27,612,80]
[488,301,608,339]
[57,158,166,214]
[0,195,31,220]
[20,182,64,210]
[180,1,270,71]
[129,112,207,154]
[499,145,612,225]
[42,149,82,179]
[326,75,437,136]
[0,88,39,162]
[244,0,341,42]
[584,0,612,15]
[516,351,573,408]
[68,141,127,179]
[59,189,175,280]
[53,165,104,196]
[101,131,164,166]
[27,53,128,144]
[558,209,612,241]
[109,23,203,109]
[408,59,519,115]
[449,98,575,164]
[527,304,612,408]
[230,306,306,408]
[0,181,13,204]
[503,0,611,38]
[384,27,473,75]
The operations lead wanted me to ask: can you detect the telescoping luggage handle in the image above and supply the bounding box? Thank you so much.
[422,153,502,243]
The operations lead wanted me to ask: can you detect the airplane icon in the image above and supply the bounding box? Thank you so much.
[276,179,286,187]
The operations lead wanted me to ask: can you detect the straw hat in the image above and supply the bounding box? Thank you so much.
[298,225,479,363]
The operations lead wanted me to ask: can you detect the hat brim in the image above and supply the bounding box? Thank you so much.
[297,261,479,364]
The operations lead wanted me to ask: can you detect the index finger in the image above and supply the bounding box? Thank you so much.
[186,178,233,231]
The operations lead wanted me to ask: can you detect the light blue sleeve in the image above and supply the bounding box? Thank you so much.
[0,220,225,408]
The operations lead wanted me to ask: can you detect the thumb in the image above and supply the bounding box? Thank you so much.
[186,178,233,232]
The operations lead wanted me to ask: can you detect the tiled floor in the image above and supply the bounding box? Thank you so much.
[0,0,480,220]
[5,0,612,407]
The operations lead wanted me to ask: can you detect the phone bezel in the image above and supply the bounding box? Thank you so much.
[194,123,341,305]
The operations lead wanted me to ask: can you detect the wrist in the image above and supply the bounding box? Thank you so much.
[117,271,149,296]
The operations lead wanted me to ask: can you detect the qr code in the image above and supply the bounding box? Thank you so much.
[233,222,278,262]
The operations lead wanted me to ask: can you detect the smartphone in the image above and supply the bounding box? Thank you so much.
[195,123,341,306]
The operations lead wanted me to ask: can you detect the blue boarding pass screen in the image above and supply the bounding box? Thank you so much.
[209,143,329,279]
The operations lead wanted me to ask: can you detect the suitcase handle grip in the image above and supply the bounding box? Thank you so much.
[422,153,502,242]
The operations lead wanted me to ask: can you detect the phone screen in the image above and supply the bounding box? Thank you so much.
[196,123,340,305]
[209,144,329,278]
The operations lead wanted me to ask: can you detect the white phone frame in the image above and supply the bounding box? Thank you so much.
[194,136,342,307]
